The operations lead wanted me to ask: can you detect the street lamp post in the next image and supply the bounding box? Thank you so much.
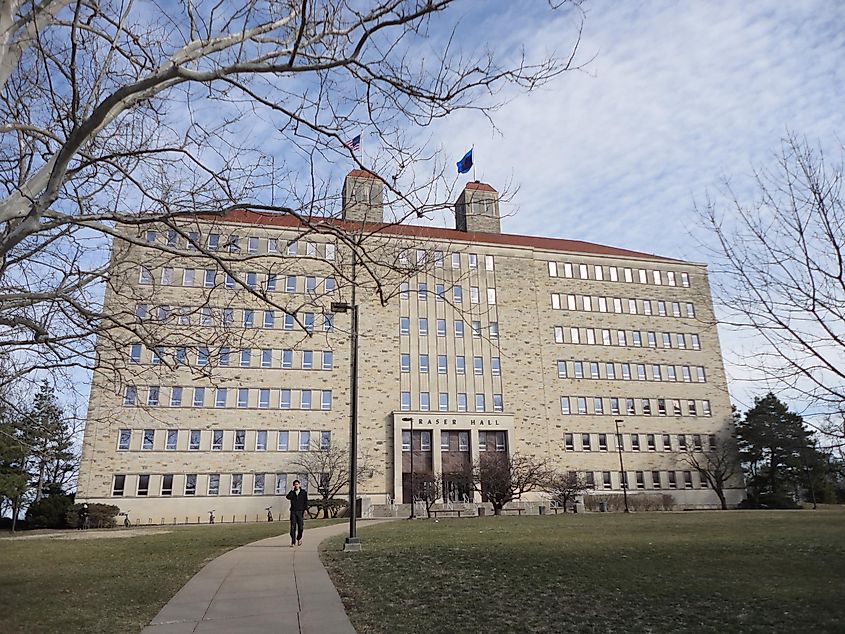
[401,416,415,518]
[332,300,361,551]
[614,418,630,513]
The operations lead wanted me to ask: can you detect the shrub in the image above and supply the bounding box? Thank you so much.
[66,503,120,528]
[583,493,675,512]
[26,492,74,529]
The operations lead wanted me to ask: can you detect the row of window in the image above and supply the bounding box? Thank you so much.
[400,317,499,339]
[123,386,333,410]
[129,345,334,371]
[400,354,502,376]
[398,282,496,305]
[135,304,334,332]
[580,470,707,491]
[400,430,508,452]
[548,261,691,288]
[565,432,717,453]
[118,428,329,452]
[142,229,495,273]
[550,294,696,319]
[554,327,701,350]
[112,472,310,497]
[398,391,504,413]
[557,361,707,383]
[138,267,338,295]
[560,396,712,417]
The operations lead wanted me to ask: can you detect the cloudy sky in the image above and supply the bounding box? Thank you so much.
[410,0,844,410]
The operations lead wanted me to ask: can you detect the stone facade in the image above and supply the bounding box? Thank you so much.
[76,177,744,522]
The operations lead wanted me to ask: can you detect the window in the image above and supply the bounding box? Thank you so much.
[419,318,428,336]
[470,286,479,304]
[418,283,428,301]
[118,429,131,450]
[285,275,297,292]
[668,472,678,489]
[637,364,646,381]
[632,332,641,347]
[577,397,587,415]
[420,431,432,451]
[621,364,631,380]
[691,334,701,350]
[636,471,645,490]
[112,475,126,497]
[320,431,331,450]
[160,474,174,496]
[439,393,449,411]
[264,311,275,329]
[566,294,576,311]
[681,272,690,287]
[672,399,682,416]
[239,349,251,368]
[208,474,220,495]
[457,393,467,412]
[686,303,695,318]
[491,357,501,377]
[256,430,268,451]
[436,284,445,302]
[302,350,313,369]
[554,327,564,343]
[657,398,667,416]
[399,316,410,335]
[591,362,600,379]
[286,240,298,256]
[453,286,462,303]
[301,390,312,410]
[137,475,150,496]
[557,361,567,378]
[549,261,558,277]
[631,434,641,452]
[165,430,178,451]
[259,389,270,409]
[682,366,692,382]
[456,356,466,375]
[662,434,672,451]
[487,288,497,305]
[200,307,212,326]
[647,434,656,451]
[626,398,636,415]
[647,332,657,348]
[581,434,592,451]
[684,471,694,489]
[277,431,289,451]
[324,315,334,332]
[185,474,197,496]
[437,355,447,374]
[688,400,697,416]
[598,434,608,451]
[652,365,662,381]
[299,431,310,451]
[703,400,712,416]
[147,387,160,407]
[400,282,409,299]
[304,313,314,332]
[560,397,571,415]
[564,433,574,451]
[643,301,653,316]
[419,354,429,374]
[570,328,580,344]
[582,296,592,311]
[474,357,483,375]
[325,277,336,292]
[436,319,446,337]
[326,243,336,260]
[189,430,200,450]
[139,267,153,284]
[455,321,464,338]
[593,398,603,415]
[196,347,209,366]
[231,474,243,495]
[400,392,411,411]
[136,304,148,321]
[696,367,707,383]
[574,362,583,379]
[283,314,295,330]
[129,343,142,364]
[667,366,677,382]
[322,351,333,371]
[305,276,316,294]
[420,392,430,411]
[321,390,332,410]
[579,263,588,279]
[493,394,503,412]
[472,320,481,338]
[253,474,266,495]
[606,363,616,380]
[402,431,411,451]
[261,349,273,368]
[232,430,245,450]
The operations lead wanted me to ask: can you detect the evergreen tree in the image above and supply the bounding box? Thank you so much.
[737,393,824,506]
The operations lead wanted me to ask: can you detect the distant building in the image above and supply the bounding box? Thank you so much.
[76,170,743,522]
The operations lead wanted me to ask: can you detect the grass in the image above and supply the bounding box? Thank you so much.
[320,509,845,633]
[0,519,340,634]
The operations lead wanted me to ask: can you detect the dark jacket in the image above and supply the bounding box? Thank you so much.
[286,488,309,513]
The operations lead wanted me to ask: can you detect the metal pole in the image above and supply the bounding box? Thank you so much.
[615,419,630,513]
[410,416,415,519]
[343,257,361,551]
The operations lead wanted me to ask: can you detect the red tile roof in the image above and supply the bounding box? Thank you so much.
[346,169,378,179]
[465,181,497,193]
[195,209,683,263]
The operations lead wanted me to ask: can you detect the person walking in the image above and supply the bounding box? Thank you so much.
[286,479,308,547]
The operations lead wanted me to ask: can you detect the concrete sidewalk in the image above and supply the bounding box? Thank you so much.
[142,521,383,634]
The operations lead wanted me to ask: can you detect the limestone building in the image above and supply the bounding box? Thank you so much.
[76,171,744,522]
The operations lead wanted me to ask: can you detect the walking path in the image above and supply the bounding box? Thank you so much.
[142,520,387,633]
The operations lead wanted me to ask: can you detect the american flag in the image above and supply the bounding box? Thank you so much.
[344,134,361,153]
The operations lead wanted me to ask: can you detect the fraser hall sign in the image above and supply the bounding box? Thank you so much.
[393,413,515,429]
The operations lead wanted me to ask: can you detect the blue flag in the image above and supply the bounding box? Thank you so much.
[456,149,473,174]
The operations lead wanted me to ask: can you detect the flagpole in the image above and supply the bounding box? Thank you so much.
[472,145,476,181]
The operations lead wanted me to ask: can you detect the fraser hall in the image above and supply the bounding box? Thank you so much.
[76,170,744,521]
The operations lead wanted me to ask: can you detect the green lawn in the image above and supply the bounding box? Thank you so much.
[320,510,845,633]
[0,520,339,634]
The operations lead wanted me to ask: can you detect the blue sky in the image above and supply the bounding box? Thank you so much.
[407,0,845,411]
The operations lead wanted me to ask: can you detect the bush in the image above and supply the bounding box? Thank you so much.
[66,503,121,528]
[583,493,675,512]
[308,498,348,518]
[738,494,801,510]
[26,492,74,529]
